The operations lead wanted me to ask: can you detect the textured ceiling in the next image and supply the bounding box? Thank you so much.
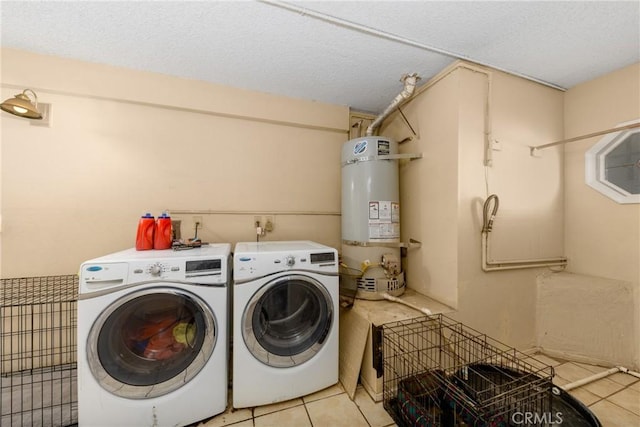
[1,1,639,114]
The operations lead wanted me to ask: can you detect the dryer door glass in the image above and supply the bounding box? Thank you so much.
[243,274,333,367]
[87,288,216,399]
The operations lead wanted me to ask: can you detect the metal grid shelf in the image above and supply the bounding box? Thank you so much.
[383,314,554,426]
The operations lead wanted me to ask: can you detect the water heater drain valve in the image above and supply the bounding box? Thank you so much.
[382,253,401,276]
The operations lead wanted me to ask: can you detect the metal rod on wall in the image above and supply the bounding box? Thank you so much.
[166,209,341,216]
[530,122,640,155]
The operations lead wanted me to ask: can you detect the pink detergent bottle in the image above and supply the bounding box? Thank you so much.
[154,212,173,250]
[135,213,155,250]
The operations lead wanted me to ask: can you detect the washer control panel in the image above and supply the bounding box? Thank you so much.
[81,257,226,289]
[79,244,231,292]
[129,262,180,276]
[130,258,223,282]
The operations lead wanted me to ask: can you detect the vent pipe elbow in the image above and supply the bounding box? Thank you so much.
[366,73,420,136]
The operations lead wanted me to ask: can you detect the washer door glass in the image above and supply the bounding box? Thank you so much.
[243,274,333,367]
[87,287,216,399]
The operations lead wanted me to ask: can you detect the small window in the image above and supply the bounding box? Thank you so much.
[586,120,640,204]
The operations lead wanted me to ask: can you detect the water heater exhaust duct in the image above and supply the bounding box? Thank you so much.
[366,73,420,136]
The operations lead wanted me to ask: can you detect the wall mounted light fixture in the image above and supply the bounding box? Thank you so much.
[1,89,43,119]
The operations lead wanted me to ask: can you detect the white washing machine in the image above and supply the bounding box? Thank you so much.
[232,240,339,408]
[77,244,231,427]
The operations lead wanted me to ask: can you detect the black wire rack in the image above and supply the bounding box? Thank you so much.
[1,275,78,427]
[383,314,554,427]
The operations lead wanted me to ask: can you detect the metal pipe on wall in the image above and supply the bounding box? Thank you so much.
[481,195,567,272]
[1,83,348,135]
[530,122,640,155]
[166,209,341,216]
[482,233,568,271]
[260,0,566,92]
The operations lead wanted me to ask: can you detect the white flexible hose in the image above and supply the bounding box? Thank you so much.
[382,292,432,316]
[618,366,640,379]
[561,367,621,391]
[562,366,640,391]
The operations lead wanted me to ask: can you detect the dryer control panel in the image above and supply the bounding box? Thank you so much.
[234,250,337,282]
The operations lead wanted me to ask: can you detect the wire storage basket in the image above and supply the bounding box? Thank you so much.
[1,275,78,427]
[383,314,554,427]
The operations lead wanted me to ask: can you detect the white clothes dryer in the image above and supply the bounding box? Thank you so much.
[232,241,339,408]
[77,244,231,427]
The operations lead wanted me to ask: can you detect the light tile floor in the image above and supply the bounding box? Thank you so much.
[196,383,393,427]
[196,354,640,427]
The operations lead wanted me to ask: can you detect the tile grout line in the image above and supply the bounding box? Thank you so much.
[303,401,314,427]
[579,378,640,420]
[594,398,640,420]
[351,397,373,427]
[599,382,640,417]
[537,358,640,422]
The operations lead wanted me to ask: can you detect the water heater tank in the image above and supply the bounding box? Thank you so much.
[341,136,405,300]
[341,136,400,244]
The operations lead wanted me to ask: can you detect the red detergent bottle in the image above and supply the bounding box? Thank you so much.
[154,212,173,250]
[135,213,155,250]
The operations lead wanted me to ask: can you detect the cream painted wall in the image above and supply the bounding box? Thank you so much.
[3,47,637,369]
[382,70,460,309]
[538,63,640,369]
[382,62,564,349]
[1,49,349,277]
[564,63,639,283]
[456,67,564,350]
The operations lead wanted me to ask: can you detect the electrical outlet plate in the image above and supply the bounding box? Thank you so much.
[265,216,274,232]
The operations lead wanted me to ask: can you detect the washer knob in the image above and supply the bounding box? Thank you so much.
[149,264,162,276]
[285,255,296,267]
